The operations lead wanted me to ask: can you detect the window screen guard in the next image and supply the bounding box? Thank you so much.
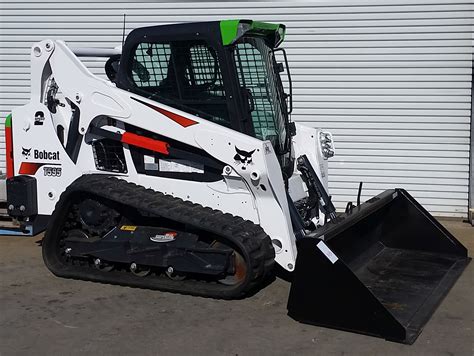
[131,40,230,125]
[234,38,288,151]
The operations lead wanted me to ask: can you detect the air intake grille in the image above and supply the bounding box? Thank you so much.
[92,139,127,173]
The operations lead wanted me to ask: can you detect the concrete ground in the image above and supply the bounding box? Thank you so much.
[0,219,472,356]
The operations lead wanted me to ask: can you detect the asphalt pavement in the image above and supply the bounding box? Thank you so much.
[0,219,472,355]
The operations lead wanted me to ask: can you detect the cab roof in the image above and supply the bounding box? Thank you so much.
[125,20,286,48]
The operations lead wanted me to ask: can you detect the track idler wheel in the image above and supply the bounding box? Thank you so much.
[130,263,151,277]
[165,266,186,281]
[219,251,247,286]
[93,258,114,272]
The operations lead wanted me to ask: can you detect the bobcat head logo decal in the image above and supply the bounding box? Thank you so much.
[234,147,255,170]
[22,147,32,158]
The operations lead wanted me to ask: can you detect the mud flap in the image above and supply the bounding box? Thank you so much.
[287,189,471,344]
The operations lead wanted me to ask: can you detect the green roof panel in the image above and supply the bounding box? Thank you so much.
[220,19,286,47]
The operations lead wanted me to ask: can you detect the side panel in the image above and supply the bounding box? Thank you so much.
[194,130,297,271]
[11,103,81,215]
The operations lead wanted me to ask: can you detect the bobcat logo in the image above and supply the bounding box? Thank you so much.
[234,147,255,170]
[22,147,32,158]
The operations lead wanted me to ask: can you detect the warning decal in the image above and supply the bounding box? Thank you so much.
[317,241,338,264]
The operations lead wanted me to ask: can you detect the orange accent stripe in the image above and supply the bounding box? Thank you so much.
[5,127,14,178]
[121,132,169,155]
[19,162,43,175]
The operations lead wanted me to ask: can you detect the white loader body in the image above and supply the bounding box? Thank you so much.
[11,39,333,272]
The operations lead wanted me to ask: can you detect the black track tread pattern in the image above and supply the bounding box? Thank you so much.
[42,174,275,299]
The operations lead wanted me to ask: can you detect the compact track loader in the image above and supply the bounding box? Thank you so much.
[4,20,470,344]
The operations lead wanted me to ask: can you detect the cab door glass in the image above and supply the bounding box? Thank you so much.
[233,38,287,150]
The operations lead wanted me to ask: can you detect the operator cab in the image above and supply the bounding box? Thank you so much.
[114,20,293,159]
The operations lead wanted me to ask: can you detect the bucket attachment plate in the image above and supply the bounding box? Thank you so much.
[287,189,470,344]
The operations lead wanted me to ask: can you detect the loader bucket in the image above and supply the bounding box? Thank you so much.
[287,189,470,344]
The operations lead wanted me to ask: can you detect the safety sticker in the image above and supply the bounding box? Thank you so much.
[121,225,137,231]
[317,241,338,264]
[144,155,158,171]
[159,159,204,174]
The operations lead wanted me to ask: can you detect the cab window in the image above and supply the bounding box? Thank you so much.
[131,40,230,126]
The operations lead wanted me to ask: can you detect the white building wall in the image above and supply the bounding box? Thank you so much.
[0,0,472,216]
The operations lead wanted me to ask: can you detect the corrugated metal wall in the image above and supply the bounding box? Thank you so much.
[0,0,472,216]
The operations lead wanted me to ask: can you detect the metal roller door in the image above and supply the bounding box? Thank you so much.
[0,0,472,216]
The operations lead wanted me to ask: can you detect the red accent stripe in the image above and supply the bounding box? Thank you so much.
[153,106,198,128]
[132,97,198,128]
[5,127,14,178]
[19,162,43,175]
[121,132,169,155]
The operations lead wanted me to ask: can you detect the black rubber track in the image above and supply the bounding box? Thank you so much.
[42,174,275,299]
